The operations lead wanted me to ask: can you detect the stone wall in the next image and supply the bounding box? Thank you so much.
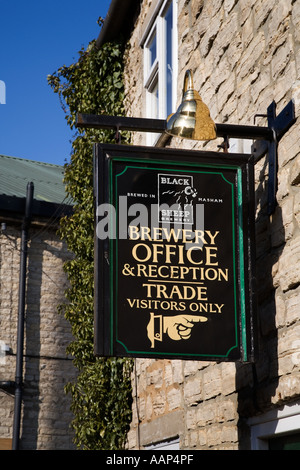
[124,0,300,449]
[0,222,76,450]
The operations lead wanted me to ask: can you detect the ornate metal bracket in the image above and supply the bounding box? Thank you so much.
[251,100,296,214]
[76,99,296,215]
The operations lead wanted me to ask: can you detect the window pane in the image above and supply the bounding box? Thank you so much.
[165,2,173,116]
[149,32,157,68]
[268,433,300,450]
[152,82,159,118]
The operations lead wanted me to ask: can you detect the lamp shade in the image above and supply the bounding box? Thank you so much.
[166,70,217,141]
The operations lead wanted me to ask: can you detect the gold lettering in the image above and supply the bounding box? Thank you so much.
[189,302,225,313]
[152,227,163,240]
[128,225,139,240]
[129,226,220,244]
[162,228,181,242]
[132,243,151,262]
[186,246,203,265]
[218,269,228,281]
[141,226,151,240]
[157,265,169,278]
[205,246,218,266]
[142,283,208,300]
[205,230,219,244]
[136,264,148,277]
[134,264,229,282]
[164,244,177,263]
[194,230,206,245]
[152,244,165,263]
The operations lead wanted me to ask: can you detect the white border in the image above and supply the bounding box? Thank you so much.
[248,402,300,450]
[142,0,178,145]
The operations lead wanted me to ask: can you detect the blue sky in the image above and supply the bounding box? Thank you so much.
[0,0,111,166]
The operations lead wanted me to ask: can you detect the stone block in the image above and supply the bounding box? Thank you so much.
[140,410,184,447]
[253,0,276,30]
[167,386,182,411]
[236,31,265,80]
[291,156,300,186]
[270,196,294,247]
[203,366,222,399]
[199,9,224,57]
[276,236,300,292]
[294,190,300,228]
[184,376,202,404]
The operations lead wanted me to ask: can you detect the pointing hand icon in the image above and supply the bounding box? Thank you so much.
[147,313,208,348]
[163,314,208,341]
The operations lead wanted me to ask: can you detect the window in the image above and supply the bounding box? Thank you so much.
[142,0,178,144]
[249,402,300,450]
[228,138,253,154]
[145,438,180,450]
[268,432,300,450]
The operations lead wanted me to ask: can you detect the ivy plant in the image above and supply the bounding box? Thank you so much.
[48,28,133,450]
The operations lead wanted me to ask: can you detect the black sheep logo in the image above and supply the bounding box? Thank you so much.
[162,185,198,210]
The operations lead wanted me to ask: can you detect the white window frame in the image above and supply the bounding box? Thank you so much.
[141,0,178,145]
[248,402,300,450]
[145,438,180,450]
[228,138,253,154]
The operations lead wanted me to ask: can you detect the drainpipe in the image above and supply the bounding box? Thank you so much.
[12,182,34,450]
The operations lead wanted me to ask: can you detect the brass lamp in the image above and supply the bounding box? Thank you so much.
[166,69,217,141]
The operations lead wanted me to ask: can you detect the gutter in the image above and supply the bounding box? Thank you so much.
[96,0,140,48]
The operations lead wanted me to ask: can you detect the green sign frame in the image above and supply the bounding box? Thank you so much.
[94,144,257,362]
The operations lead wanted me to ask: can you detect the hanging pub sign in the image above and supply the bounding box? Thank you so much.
[94,144,257,362]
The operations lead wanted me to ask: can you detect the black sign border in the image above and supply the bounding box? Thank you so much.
[94,144,257,362]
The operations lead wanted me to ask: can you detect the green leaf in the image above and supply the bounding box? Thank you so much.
[49,37,132,450]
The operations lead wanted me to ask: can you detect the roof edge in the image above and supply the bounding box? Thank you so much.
[96,0,140,48]
[0,153,65,169]
[0,194,73,220]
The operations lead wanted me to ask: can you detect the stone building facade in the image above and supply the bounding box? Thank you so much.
[0,155,76,450]
[99,0,300,450]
